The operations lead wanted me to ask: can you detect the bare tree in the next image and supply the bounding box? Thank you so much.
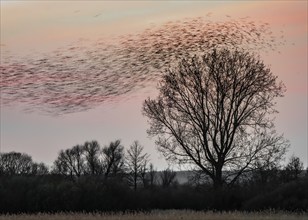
[140,159,149,188]
[143,48,289,188]
[53,145,86,178]
[139,162,158,189]
[160,168,177,188]
[283,155,304,181]
[126,141,149,191]
[31,162,49,175]
[148,163,157,188]
[83,140,102,175]
[52,140,125,178]
[188,169,211,187]
[251,161,280,186]
[0,152,49,176]
[0,152,34,175]
[102,140,125,178]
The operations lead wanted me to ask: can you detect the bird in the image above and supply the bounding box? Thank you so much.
[1,16,285,115]
[93,13,102,18]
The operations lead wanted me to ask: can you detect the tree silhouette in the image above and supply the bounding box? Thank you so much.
[0,152,49,176]
[140,158,149,188]
[143,48,289,188]
[251,161,280,188]
[0,152,34,175]
[31,162,49,175]
[282,155,304,182]
[148,163,157,188]
[102,140,125,179]
[126,141,149,191]
[53,145,86,178]
[83,140,102,175]
[160,168,177,188]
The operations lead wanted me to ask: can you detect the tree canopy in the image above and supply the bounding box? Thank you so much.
[143,48,289,188]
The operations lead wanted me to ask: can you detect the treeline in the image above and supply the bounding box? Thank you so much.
[0,140,307,213]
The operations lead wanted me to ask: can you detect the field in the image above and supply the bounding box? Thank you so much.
[1,210,307,220]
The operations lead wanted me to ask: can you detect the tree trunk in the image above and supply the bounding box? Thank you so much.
[213,165,223,189]
[134,172,137,191]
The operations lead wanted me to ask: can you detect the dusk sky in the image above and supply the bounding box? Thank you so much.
[1,1,307,170]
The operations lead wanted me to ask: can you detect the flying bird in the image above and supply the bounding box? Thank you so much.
[94,13,102,18]
[0,16,285,115]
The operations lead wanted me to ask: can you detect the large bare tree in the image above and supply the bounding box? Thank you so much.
[143,48,289,188]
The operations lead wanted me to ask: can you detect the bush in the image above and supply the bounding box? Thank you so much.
[243,177,308,211]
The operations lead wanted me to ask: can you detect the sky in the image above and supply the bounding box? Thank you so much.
[0,0,307,170]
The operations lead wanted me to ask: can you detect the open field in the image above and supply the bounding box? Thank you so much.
[0,210,307,220]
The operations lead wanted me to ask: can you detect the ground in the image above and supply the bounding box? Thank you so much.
[0,210,307,220]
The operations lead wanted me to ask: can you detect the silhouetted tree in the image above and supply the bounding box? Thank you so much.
[148,163,157,188]
[143,49,289,188]
[52,140,126,179]
[0,152,34,175]
[83,140,102,175]
[282,155,304,182]
[31,162,49,175]
[53,145,86,178]
[126,141,149,190]
[160,168,177,188]
[102,140,125,178]
[0,152,49,176]
[188,170,211,187]
[250,161,280,189]
[140,159,149,188]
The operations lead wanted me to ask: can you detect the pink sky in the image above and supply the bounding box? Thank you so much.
[1,1,307,169]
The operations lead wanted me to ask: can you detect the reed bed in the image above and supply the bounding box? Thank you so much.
[1,210,307,220]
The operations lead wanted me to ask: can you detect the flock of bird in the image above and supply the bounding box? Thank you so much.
[0,16,286,115]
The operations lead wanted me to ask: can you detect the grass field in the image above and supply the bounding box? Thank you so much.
[0,210,307,220]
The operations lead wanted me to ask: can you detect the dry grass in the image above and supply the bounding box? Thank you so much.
[0,210,307,220]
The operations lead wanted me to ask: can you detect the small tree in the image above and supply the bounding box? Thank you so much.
[140,159,149,188]
[282,155,304,182]
[53,145,86,178]
[143,49,289,188]
[31,162,49,175]
[148,163,157,188]
[160,168,177,188]
[126,141,149,191]
[83,140,102,175]
[250,161,280,188]
[102,140,125,178]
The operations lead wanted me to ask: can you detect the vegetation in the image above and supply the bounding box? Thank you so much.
[0,49,302,214]
[0,146,307,214]
[126,141,149,191]
[143,49,288,188]
[0,210,308,220]
[0,152,48,176]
